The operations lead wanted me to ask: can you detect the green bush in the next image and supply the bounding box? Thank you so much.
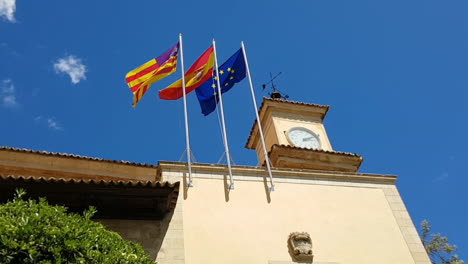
[0,189,154,264]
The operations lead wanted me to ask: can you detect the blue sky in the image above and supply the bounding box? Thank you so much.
[1,0,467,259]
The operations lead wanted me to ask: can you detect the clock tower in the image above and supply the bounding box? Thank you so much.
[246,97,363,172]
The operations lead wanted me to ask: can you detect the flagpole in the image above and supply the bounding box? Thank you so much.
[241,41,275,191]
[213,39,235,189]
[179,33,194,187]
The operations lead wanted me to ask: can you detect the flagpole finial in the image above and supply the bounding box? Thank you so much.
[179,33,183,37]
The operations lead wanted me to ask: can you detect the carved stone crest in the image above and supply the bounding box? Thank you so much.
[288,232,313,262]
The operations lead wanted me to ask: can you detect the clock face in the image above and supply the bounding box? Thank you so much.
[286,127,321,149]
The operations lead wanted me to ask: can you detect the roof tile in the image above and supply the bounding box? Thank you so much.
[271,144,362,158]
[0,146,157,168]
[0,173,176,188]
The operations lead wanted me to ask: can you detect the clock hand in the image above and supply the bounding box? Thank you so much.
[303,137,313,142]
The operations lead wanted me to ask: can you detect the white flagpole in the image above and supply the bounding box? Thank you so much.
[241,41,275,191]
[212,39,235,189]
[179,33,194,187]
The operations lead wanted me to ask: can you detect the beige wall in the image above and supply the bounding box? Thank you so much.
[159,164,431,264]
[0,148,429,264]
[256,117,279,165]
[252,109,334,166]
[182,179,410,263]
[99,206,185,264]
[272,110,333,151]
[98,219,166,259]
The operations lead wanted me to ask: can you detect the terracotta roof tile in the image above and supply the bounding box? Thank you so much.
[0,173,176,188]
[270,144,362,158]
[0,146,157,168]
[262,97,330,109]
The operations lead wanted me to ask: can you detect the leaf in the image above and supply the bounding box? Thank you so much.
[0,189,153,264]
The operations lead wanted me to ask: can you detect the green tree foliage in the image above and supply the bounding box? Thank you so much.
[0,189,154,264]
[421,220,464,264]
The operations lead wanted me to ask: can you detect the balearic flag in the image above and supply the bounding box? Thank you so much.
[159,46,214,100]
[126,42,179,107]
[195,48,246,115]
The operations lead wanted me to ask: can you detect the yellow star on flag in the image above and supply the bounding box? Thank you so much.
[220,70,225,74]
[212,84,216,88]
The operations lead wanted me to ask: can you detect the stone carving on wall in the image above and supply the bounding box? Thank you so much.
[288,232,314,262]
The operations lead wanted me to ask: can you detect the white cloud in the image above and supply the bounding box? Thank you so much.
[0,79,18,108]
[1,79,14,93]
[433,172,449,182]
[53,55,87,84]
[47,118,62,130]
[0,0,16,22]
[35,116,63,131]
[2,94,16,105]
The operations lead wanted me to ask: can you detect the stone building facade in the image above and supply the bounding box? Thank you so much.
[0,98,431,264]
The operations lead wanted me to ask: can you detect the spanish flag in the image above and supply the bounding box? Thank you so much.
[159,46,214,100]
[126,42,179,107]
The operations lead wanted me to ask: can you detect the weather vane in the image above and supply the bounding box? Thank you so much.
[262,72,289,100]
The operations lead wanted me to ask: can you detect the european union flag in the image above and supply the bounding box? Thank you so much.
[195,48,246,116]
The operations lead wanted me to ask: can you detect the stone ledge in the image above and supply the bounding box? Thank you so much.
[158,161,397,184]
[269,261,339,264]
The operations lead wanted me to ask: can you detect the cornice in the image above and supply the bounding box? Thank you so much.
[157,161,396,184]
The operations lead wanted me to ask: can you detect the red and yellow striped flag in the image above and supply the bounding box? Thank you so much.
[159,46,214,100]
[126,42,179,107]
